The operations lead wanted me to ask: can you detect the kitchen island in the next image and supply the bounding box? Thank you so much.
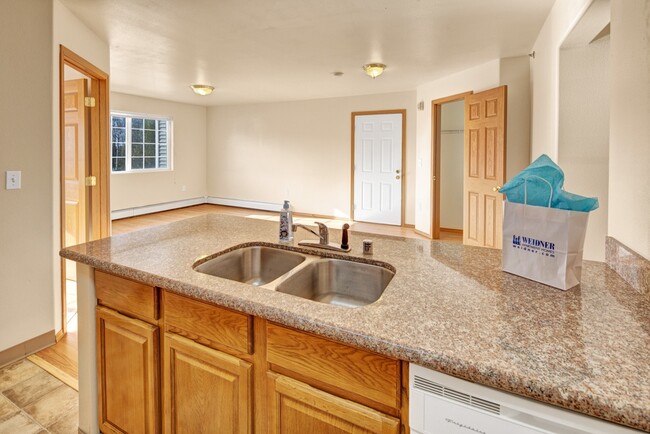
[61,213,650,433]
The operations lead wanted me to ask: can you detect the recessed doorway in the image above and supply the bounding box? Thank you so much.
[351,110,406,226]
[438,100,465,238]
[430,92,472,239]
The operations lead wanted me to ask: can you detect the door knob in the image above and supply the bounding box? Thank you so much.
[396,175,401,180]
[492,185,501,192]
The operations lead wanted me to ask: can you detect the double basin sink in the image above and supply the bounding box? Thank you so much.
[193,244,395,308]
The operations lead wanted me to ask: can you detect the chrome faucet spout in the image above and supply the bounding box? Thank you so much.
[292,222,350,252]
[292,223,323,241]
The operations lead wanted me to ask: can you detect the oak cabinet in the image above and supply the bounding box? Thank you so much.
[163,332,253,434]
[267,373,400,434]
[96,305,160,434]
[95,277,407,434]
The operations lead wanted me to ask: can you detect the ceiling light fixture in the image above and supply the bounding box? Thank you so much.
[190,84,215,96]
[362,63,386,79]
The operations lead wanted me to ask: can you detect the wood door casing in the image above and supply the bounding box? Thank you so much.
[96,306,160,434]
[63,78,88,280]
[59,45,110,338]
[163,333,252,434]
[430,91,473,239]
[267,373,400,434]
[463,86,507,249]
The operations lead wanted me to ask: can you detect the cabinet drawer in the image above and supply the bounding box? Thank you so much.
[163,291,252,355]
[268,373,400,434]
[266,323,400,410]
[95,270,159,322]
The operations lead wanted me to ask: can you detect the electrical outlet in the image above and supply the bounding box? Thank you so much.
[6,171,21,190]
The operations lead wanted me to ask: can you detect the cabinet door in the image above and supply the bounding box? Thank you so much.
[96,306,160,434]
[267,373,399,434]
[163,332,252,434]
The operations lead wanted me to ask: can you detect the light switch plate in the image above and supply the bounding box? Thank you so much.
[6,171,21,190]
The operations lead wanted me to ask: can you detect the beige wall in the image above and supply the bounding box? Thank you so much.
[110,93,207,211]
[500,56,532,183]
[439,101,464,230]
[0,0,111,354]
[0,0,54,351]
[530,0,594,160]
[559,37,610,261]
[608,0,649,259]
[206,91,417,223]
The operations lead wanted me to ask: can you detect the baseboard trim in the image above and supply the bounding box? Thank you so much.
[207,196,282,212]
[111,196,417,229]
[0,330,56,368]
[111,197,207,220]
[414,228,431,239]
[440,227,463,235]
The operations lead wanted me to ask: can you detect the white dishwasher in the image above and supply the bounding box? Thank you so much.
[409,364,641,434]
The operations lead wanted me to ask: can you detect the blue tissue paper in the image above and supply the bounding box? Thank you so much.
[499,154,598,212]
[555,190,599,212]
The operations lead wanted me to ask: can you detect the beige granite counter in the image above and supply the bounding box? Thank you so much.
[61,214,650,432]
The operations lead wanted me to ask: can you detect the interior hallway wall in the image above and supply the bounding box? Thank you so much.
[0,0,54,352]
[559,36,610,261]
[206,91,417,224]
[530,0,594,160]
[608,0,649,259]
[110,93,207,211]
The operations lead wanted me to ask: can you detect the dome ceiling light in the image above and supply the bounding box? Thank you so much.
[190,84,215,96]
[362,63,386,79]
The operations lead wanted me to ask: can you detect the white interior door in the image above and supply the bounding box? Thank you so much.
[353,113,403,225]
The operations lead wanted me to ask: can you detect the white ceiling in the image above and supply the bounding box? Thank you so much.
[60,0,555,106]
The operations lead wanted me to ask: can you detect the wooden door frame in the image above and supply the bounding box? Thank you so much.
[59,45,110,337]
[429,92,473,239]
[350,109,407,226]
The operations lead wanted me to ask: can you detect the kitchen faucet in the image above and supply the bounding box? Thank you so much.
[292,222,351,252]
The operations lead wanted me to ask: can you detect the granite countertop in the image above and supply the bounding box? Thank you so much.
[60,214,650,432]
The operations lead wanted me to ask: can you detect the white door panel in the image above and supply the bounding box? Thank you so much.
[354,113,403,225]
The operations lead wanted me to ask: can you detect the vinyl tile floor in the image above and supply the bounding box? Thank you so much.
[0,359,78,434]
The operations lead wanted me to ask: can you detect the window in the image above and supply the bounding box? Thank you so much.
[111,113,171,172]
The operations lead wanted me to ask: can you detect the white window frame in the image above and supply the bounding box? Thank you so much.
[111,111,174,174]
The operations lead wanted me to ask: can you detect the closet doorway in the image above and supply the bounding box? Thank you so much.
[430,92,471,239]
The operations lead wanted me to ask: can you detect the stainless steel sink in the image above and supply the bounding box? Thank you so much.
[194,246,306,286]
[275,259,394,308]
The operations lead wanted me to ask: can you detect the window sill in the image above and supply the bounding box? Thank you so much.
[111,168,173,175]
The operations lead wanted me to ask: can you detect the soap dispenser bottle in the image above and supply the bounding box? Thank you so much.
[279,200,293,242]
